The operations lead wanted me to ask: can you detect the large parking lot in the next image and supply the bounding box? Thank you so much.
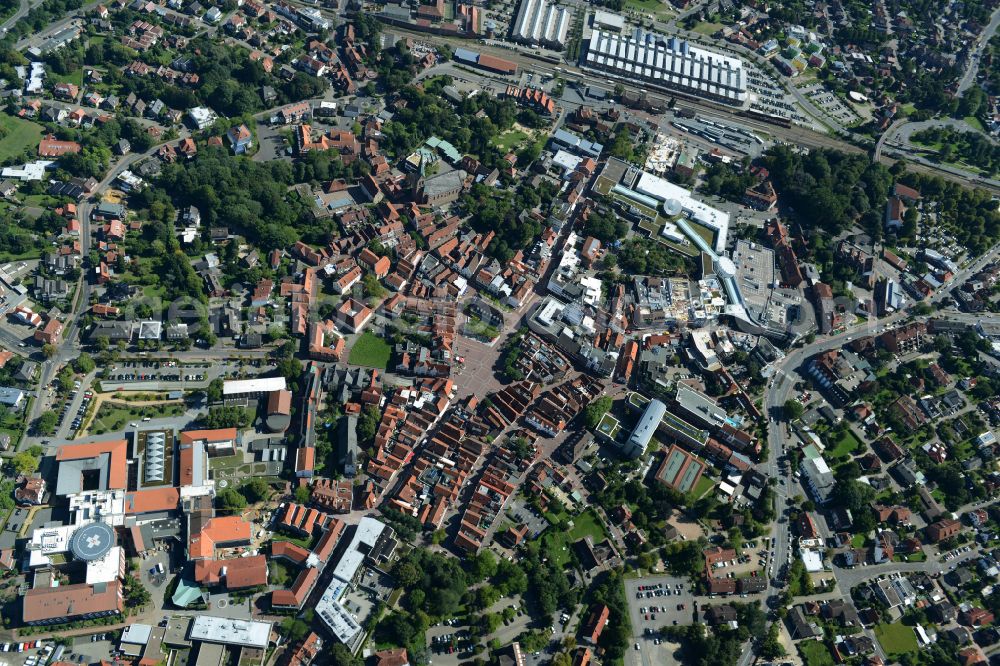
[624,575,697,637]
[803,86,861,125]
[102,359,212,388]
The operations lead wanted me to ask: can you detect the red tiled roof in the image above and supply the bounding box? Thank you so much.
[124,487,179,514]
[56,439,128,490]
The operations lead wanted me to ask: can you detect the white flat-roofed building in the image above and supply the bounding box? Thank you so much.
[512,0,571,49]
[1,160,55,182]
[27,524,73,567]
[592,9,625,31]
[585,29,748,107]
[188,617,272,649]
[801,548,823,572]
[332,517,386,585]
[120,623,153,646]
[85,546,125,584]
[67,490,126,526]
[661,221,686,244]
[222,377,287,397]
[552,150,583,176]
[633,171,730,252]
[316,583,363,650]
[315,518,394,653]
[187,106,218,130]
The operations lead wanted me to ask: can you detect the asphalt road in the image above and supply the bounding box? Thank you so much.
[957,5,1000,93]
[0,0,36,35]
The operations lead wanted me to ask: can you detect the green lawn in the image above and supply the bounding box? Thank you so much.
[567,509,608,542]
[874,623,918,658]
[142,284,167,300]
[0,113,44,163]
[951,439,975,462]
[273,532,317,550]
[964,116,986,132]
[0,393,27,447]
[492,130,529,152]
[50,69,84,87]
[0,241,43,262]
[348,331,392,369]
[209,454,244,473]
[690,475,715,498]
[624,0,673,16]
[827,429,861,458]
[851,533,867,548]
[89,402,186,435]
[798,640,835,666]
[691,21,725,35]
[22,194,57,208]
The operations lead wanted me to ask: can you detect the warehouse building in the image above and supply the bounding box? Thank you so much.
[511,0,571,49]
[453,48,519,75]
[584,30,748,107]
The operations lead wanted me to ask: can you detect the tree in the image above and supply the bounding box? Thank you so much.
[394,561,421,588]
[467,550,498,582]
[202,405,253,428]
[41,344,56,359]
[10,451,39,476]
[363,273,386,301]
[294,484,311,505]
[581,208,629,243]
[727,526,744,551]
[583,396,613,429]
[216,487,248,512]
[36,410,58,435]
[123,576,151,608]
[281,617,310,643]
[758,622,786,659]
[74,352,96,374]
[206,378,224,403]
[357,405,380,445]
[328,644,361,666]
[832,478,875,514]
[276,357,303,384]
[783,399,804,421]
[242,477,271,503]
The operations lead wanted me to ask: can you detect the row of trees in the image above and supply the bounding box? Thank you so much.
[1,0,83,41]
